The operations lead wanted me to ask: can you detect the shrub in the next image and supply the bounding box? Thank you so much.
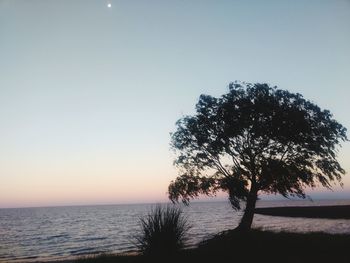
[135,204,191,256]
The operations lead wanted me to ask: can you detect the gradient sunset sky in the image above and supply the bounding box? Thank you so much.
[0,0,349,208]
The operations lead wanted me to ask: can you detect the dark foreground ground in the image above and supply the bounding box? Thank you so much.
[255,204,350,219]
[72,230,350,263]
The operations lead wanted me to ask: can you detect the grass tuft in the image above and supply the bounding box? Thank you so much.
[135,204,191,257]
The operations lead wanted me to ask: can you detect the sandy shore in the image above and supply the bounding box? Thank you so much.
[11,252,139,263]
[255,204,350,219]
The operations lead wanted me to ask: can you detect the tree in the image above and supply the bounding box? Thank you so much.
[168,82,347,231]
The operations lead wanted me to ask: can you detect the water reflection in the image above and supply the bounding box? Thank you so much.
[0,200,349,262]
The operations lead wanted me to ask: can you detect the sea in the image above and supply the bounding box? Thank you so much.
[1,199,350,262]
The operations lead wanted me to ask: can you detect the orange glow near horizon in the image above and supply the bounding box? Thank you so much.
[0,149,175,208]
[1,154,349,208]
[1,137,349,208]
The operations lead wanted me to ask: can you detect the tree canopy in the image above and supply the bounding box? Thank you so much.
[168,82,347,230]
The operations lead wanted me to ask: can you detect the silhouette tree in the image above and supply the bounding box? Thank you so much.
[168,82,347,231]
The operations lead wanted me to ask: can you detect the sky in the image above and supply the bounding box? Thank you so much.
[0,0,349,208]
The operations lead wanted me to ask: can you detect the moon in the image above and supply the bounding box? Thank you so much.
[107,3,112,8]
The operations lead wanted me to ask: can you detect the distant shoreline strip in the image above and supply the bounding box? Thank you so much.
[255,205,350,219]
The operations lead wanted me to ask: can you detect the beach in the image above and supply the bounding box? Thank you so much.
[255,204,350,219]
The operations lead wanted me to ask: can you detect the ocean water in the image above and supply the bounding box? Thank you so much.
[1,199,350,262]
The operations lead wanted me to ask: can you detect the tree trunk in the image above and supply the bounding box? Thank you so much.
[237,185,258,231]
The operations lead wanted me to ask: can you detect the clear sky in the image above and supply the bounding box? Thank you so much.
[0,0,349,208]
